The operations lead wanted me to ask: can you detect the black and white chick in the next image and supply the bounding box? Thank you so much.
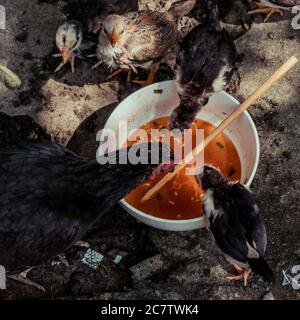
[169,5,237,131]
[196,165,275,286]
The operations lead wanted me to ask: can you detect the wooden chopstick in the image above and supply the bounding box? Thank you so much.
[141,56,298,203]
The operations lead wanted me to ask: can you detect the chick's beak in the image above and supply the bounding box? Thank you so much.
[61,47,71,63]
[108,27,119,48]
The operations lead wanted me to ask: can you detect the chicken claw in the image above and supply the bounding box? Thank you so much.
[248,7,284,23]
[131,63,159,87]
[54,52,76,73]
[9,268,45,292]
[106,68,132,82]
[227,269,252,286]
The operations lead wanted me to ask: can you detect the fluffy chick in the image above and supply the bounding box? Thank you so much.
[170,6,237,131]
[54,0,140,73]
[55,20,97,73]
[96,0,197,85]
[196,165,275,286]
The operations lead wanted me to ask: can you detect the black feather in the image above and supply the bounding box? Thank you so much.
[170,7,237,131]
[0,140,171,274]
[248,255,275,284]
[197,165,275,284]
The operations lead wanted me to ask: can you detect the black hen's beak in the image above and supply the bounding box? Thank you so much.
[149,142,175,180]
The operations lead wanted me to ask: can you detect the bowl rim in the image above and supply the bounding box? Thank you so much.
[109,83,260,225]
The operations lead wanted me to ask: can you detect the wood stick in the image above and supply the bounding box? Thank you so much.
[141,56,298,203]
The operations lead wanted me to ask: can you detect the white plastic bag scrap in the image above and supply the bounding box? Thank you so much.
[81,249,104,269]
[113,255,123,265]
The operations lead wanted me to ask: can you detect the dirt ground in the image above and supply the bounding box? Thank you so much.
[0,0,300,300]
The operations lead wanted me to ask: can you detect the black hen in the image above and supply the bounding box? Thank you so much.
[170,5,237,131]
[0,112,49,148]
[196,165,275,286]
[0,141,173,276]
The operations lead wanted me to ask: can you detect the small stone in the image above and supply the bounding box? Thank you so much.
[262,292,275,300]
[282,151,292,160]
[130,254,172,282]
[294,249,300,257]
[210,265,228,280]
[23,52,33,60]
[268,33,276,39]
[15,26,29,42]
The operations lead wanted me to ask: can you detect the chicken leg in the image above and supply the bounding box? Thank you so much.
[131,63,159,87]
[54,52,76,73]
[248,7,284,23]
[106,68,133,82]
[9,268,45,292]
[226,268,252,286]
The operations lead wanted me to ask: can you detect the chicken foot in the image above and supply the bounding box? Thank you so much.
[248,7,284,22]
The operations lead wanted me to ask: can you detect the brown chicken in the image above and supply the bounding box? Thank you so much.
[95,0,196,85]
[54,0,139,73]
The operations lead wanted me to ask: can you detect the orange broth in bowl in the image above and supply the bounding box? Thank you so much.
[125,116,241,220]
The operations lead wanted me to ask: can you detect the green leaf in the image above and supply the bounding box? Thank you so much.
[0,63,22,89]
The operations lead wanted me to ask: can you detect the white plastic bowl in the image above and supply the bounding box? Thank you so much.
[102,80,260,231]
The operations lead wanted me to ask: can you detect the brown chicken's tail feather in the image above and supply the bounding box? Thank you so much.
[167,0,197,20]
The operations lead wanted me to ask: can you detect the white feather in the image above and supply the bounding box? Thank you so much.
[246,242,260,259]
[202,189,223,222]
[212,64,231,92]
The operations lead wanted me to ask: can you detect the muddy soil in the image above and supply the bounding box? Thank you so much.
[0,0,300,300]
